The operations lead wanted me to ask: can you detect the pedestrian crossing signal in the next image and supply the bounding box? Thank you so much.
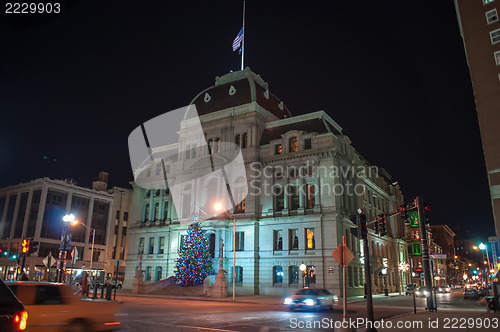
[21,239,30,253]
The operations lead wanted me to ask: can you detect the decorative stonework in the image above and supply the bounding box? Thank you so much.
[264,89,270,99]
[204,93,211,102]
[229,85,236,96]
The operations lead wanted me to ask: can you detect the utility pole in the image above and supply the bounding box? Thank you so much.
[416,196,436,311]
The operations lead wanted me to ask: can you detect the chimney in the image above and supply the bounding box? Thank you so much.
[92,172,109,191]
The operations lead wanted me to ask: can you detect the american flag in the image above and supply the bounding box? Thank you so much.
[232,28,243,51]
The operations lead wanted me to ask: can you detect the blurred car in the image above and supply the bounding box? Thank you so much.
[104,278,123,289]
[464,288,480,299]
[284,288,339,311]
[0,279,27,332]
[405,284,416,295]
[414,287,430,297]
[436,286,451,293]
[7,281,120,331]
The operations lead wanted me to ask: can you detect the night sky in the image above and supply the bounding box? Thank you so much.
[0,1,494,241]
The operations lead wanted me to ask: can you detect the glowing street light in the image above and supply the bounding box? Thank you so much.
[299,264,307,288]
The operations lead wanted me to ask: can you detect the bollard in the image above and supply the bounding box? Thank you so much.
[92,284,98,299]
[106,284,112,300]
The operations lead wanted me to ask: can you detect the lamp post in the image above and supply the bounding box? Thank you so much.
[299,264,306,288]
[215,203,236,301]
[58,213,75,282]
[479,242,491,271]
[70,219,95,288]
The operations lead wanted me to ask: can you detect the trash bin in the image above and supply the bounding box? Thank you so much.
[487,296,496,313]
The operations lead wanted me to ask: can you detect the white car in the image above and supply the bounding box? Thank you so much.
[284,288,339,311]
[7,281,121,332]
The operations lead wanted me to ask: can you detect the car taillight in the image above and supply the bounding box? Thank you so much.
[14,311,28,331]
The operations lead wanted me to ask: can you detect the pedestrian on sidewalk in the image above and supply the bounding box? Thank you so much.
[81,272,88,297]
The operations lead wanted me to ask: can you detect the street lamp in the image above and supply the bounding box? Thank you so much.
[58,213,75,282]
[214,202,236,301]
[299,264,307,288]
[399,262,410,294]
[70,220,95,288]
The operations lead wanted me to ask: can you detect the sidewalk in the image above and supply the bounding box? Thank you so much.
[354,309,500,332]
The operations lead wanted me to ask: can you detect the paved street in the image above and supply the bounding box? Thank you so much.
[113,289,490,331]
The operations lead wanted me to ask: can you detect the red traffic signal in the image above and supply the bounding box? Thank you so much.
[21,239,30,253]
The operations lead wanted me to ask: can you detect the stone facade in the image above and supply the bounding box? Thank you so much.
[124,68,409,297]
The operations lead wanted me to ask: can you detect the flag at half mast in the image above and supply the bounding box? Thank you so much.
[232,28,243,52]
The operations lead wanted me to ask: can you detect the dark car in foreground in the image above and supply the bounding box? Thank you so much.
[0,279,27,332]
[284,288,339,311]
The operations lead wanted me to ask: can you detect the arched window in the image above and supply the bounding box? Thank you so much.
[241,132,248,148]
[289,137,298,152]
[235,134,241,147]
[155,266,162,281]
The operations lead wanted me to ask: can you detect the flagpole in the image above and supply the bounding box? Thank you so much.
[241,0,245,71]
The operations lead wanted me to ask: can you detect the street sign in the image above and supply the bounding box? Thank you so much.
[332,244,354,267]
[429,253,446,260]
[43,254,56,267]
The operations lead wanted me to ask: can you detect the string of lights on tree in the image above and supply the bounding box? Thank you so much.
[174,213,215,286]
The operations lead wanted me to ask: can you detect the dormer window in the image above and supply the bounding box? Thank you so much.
[304,138,312,150]
[289,137,298,152]
[241,133,248,148]
[208,139,214,154]
[215,138,220,153]
[275,144,282,155]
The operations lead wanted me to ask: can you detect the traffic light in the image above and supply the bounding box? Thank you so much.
[28,241,39,254]
[375,215,380,235]
[21,238,30,254]
[359,213,368,239]
[424,204,430,224]
[399,205,407,221]
[379,214,387,236]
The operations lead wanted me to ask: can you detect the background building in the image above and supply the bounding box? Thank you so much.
[124,68,410,297]
[0,173,131,281]
[454,0,500,242]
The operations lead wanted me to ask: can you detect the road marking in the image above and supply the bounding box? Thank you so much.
[125,319,237,332]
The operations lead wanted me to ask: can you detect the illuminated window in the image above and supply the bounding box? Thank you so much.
[412,241,421,255]
[289,229,299,250]
[145,266,152,281]
[486,9,499,24]
[490,28,500,44]
[495,51,500,65]
[273,266,283,284]
[273,230,283,251]
[144,204,150,221]
[275,144,282,155]
[289,137,298,152]
[306,228,315,250]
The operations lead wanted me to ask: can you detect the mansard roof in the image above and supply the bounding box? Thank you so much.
[259,111,343,145]
[190,67,292,119]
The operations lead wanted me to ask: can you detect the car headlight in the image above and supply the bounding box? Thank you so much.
[424,291,430,296]
[303,298,315,306]
[415,291,421,295]
[284,298,292,305]
[445,288,450,292]
[333,295,339,302]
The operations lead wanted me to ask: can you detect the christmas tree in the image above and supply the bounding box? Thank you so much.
[174,217,215,286]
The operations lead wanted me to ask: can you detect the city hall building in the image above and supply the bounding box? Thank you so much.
[124,68,410,296]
